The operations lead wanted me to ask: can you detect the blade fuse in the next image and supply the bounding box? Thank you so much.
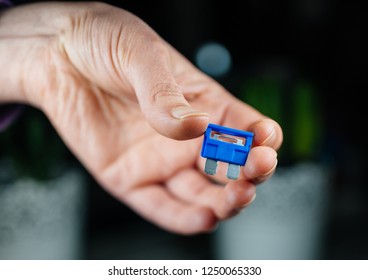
[201,123,254,180]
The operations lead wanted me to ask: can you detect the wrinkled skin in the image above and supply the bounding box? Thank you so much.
[0,2,282,234]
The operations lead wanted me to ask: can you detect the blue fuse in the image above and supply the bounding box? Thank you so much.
[201,123,254,180]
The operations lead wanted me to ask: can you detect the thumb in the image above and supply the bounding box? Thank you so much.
[127,45,210,140]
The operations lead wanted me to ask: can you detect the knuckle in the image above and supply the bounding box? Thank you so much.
[150,82,184,104]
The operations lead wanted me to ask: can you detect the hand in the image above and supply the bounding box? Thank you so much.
[0,2,282,234]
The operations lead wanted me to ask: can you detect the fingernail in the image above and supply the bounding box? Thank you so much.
[171,106,209,120]
[252,159,278,184]
[240,193,257,209]
[257,119,277,146]
[209,223,219,233]
[259,127,276,146]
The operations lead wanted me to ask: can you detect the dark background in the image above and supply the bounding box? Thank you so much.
[6,0,368,259]
[85,0,368,260]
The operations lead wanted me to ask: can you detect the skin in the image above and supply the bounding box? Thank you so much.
[0,2,283,234]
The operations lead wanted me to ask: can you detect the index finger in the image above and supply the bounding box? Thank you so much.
[216,95,283,150]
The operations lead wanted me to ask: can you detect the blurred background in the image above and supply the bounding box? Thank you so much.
[0,0,367,259]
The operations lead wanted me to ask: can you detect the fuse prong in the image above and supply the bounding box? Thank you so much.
[227,164,240,180]
[204,158,218,175]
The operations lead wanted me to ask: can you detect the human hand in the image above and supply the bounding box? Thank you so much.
[0,2,282,234]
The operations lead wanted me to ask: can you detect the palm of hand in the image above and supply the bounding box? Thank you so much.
[42,61,238,234]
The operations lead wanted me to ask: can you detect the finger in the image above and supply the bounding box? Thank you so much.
[242,146,278,184]
[99,134,201,196]
[121,184,217,235]
[127,39,210,140]
[247,118,283,150]
[219,102,283,150]
[195,92,283,150]
[60,6,210,141]
[166,169,256,220]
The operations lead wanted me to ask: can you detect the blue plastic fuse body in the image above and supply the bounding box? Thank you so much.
[201,123,254,180]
